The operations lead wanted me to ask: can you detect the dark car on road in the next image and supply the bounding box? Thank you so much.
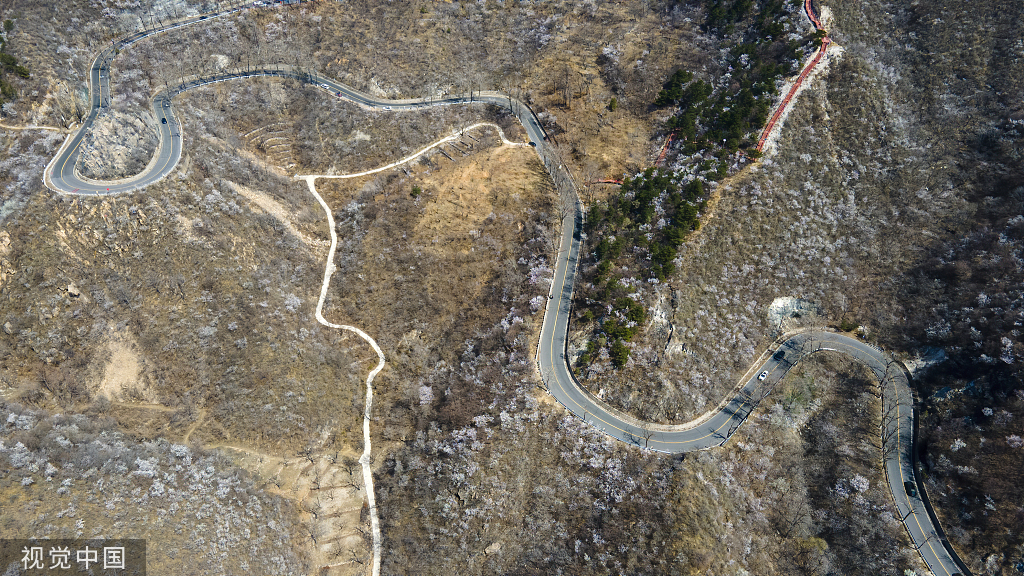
[773,350,785,361]
[904,481,917,497]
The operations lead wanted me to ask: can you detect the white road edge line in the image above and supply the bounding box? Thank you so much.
[38,4,965,571]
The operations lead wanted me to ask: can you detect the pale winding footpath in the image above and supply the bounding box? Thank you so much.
[37,2,972,574]
[294,124,524,575]
[299,122,528,182]
[301,175,385,576]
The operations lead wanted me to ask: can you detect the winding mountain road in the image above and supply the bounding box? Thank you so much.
[39,4,970,575]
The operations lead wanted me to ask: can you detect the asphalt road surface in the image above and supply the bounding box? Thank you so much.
[534,194,967,574]
[44,2,255,195]
[41,8,970,575]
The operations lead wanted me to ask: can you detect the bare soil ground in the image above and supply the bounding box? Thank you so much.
[213,444,374,574]
[1,0,1021,572]
[0,91,555,573]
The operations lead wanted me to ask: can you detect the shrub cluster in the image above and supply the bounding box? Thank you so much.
[0,19,29,105]
[576,168,707,368]
[656,0,812,158]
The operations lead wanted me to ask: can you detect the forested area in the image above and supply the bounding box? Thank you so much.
[655,0,820,159]
[572,0,819,369]
[576,169,707,368]
[0,19,29,111]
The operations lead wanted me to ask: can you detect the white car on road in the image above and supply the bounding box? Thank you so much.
[758,370,769,381]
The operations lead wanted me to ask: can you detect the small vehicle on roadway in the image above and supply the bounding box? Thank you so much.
[161,118,167,124]
[758,371,769,381]
[904,481,917,497]
[529,141,537,147]
[773,350,785,361]
[383,106,392,110]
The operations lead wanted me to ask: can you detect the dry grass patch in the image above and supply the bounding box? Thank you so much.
[214,444,374,575]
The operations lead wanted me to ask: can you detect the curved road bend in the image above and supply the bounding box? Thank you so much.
[43,9,969,576]
[44,61,547,195]
[44,0,263,195]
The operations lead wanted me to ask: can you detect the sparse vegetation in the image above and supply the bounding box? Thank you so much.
[0,405,306,574]
[375,347,920,575]
[0,0,1021,573]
